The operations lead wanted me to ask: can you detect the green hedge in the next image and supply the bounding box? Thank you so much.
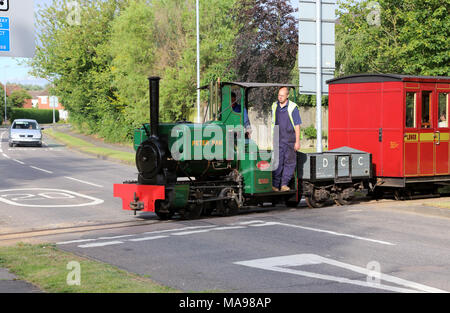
[10,108,59,124]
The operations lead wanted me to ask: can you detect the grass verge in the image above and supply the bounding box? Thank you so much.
[0,243,179,293]
[44,128,135,165]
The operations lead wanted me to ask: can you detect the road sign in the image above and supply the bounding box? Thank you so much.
[0,17,9,51]
[49,96,59,108]
[0,0,35,58]
[298,0,336,95]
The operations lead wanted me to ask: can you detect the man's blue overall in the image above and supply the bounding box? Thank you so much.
[272,101,301,188]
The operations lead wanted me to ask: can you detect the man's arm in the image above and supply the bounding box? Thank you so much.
[293,107,302,151]
[294,125,301,151]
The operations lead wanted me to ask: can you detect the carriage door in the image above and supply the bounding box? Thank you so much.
[418,87,435,176]
[435,88,450,175]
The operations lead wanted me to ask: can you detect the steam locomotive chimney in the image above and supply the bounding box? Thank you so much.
[148,76,160,137]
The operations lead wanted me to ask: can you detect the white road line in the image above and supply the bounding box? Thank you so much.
[235,254,448,293]
[171,226,246,236]
[13,159,25,165]
[29,166,53,174]
[64,176,104,188]
[58,239,98,245]
[97,235,135,240]
[78,241,124,248]
[2,153,10,159]
[128,235,169,242]
[249,222,395,246]
[65,219,393,249]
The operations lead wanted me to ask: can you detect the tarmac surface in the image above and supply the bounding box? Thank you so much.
[0,268,42,293]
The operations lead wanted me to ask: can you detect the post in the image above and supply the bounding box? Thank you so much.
[196,0,201,123]
[4,81,6,124]
[315,0,323,153]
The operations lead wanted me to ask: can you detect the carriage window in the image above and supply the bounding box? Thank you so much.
[438,93,448,128]
[421,91,432,128]
[405,92,416,128]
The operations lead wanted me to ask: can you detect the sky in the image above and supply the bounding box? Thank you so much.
[0,0,300,87]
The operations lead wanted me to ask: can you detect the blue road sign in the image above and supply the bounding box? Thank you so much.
[0,16,9,51]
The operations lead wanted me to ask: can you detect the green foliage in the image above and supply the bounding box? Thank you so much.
[336,0,450,76]
[31,0,236,142]
[9,89,32,108]
[302,125,327,140]
[303,125,317,140]
[11,108,59,124]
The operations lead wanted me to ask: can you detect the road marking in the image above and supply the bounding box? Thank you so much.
[128,235,169,242]
[57,220,392,249]
[171,226,246,236]
[64,176,103,188]
[235,254,448,293]
[249,221,394,246]
[143,225,217,235]
[29,166,53,174]
[13,159,25,165]
[57,239,98,245]
[78,241,124,248]
[97,235,135,240]
[0,188,104,208]
[2,153,9,159]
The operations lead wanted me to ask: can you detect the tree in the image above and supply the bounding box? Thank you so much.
[336,0,450,76]
[9,89,31,108]
[231,0,298,111]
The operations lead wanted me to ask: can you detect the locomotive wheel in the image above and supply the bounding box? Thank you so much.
[305,195,326,208]
[217,188,239,216]
[181,204,203,220]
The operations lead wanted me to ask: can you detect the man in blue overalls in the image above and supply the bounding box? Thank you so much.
[271,87,302,192]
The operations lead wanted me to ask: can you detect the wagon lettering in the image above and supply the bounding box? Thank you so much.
[323,158,328,168]
[358,157,364,166]
[406,134,417,141]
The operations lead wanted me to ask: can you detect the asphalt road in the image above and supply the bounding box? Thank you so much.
[55,204,450,293]
[1,126,449,293]
[0,127,141,233]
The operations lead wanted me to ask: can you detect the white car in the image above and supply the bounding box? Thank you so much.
[9,119,44,147]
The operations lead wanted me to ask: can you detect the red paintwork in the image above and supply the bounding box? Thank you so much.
[113,184,165,212]
[328,75,450,178]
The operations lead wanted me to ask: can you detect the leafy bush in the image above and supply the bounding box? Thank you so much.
[303,125,328,140]
[10,108,59,124]
[303,125,317,140]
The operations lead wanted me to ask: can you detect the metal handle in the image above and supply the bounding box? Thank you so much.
[435,131,440,145]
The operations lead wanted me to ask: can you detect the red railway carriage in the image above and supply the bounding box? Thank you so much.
[328,74,450,189]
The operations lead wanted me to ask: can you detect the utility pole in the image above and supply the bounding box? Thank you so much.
[3,80,6,124]
[196,0,201,123]
[315,0,322,153]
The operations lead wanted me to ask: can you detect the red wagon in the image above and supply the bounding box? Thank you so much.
[328,74,450,192]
